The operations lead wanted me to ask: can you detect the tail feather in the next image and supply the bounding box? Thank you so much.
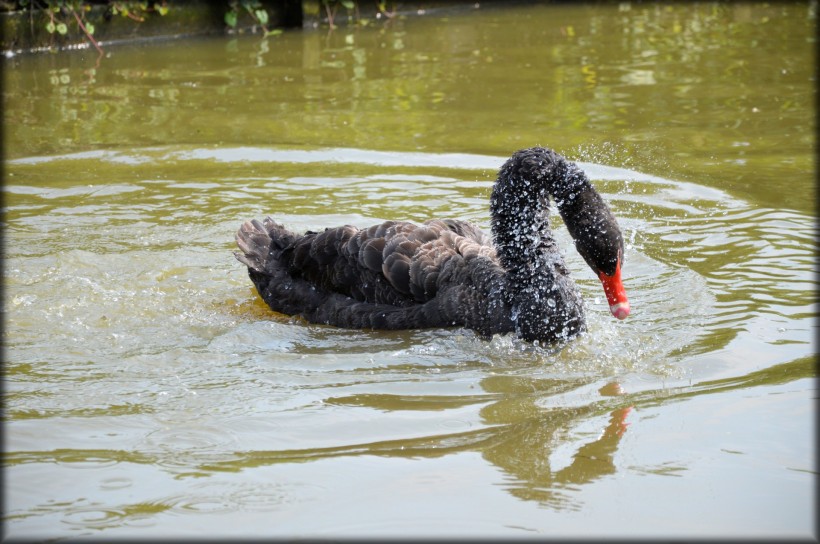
[234,217,298,273]
[234,219,270,272]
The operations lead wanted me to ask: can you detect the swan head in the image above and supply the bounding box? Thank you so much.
[569,210,630,320]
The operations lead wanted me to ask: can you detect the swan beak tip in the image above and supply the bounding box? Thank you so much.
[598,262,629,320]
[610,301,630,320]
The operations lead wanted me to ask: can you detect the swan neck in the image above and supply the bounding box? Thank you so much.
[490,147,583,276]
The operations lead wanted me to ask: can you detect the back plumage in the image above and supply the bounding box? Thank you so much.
[235,216,513,336]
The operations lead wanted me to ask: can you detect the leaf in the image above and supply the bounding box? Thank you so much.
[255,9,269,25]
[56,22,68,35]
[341,0,355,9]
[224,11,238,28]
[45,21,56,34]
[85,22,95,35]
[157,6,169,16]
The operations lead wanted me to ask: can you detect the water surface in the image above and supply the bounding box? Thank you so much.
[3,2,816,539]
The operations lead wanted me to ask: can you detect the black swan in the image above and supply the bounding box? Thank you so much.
[235,147,630,344]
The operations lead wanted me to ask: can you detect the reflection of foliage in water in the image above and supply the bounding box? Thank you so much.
[5,1,172,55]
[4,3,813,214]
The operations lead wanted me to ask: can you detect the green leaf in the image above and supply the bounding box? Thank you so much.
[265,28,283,37]
[157,5,169,16]
[341,0,355,9]
[255,9,268,25]
[85,22,95,35]
[224,11,238,27]
[45,20,56,33]
[56,22,68,35]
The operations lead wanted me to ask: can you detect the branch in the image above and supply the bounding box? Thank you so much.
[71,7,104,57]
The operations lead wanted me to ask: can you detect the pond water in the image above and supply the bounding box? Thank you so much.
[3,2,817,539]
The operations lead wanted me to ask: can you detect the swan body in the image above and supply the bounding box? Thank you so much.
[235,147,629,344]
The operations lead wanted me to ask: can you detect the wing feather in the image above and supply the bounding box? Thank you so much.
[273,218,496,306]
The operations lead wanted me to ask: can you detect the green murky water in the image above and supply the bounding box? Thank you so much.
[3,2,816,539]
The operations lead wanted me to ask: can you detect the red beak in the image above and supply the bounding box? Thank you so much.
[598,257,630,320]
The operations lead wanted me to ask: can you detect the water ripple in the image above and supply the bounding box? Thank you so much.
[4,145,816,537]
